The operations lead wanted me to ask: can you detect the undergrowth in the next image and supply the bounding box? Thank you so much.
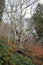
[0,40,35,65]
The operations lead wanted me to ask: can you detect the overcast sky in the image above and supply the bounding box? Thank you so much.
[39,0,43,4]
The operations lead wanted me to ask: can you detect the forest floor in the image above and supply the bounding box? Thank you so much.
[0,40,36,65]
[6,40,43,65]
[0,39,43,65]
[16,44,43,65]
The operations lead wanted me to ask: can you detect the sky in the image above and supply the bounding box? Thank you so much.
[39,0,43,4]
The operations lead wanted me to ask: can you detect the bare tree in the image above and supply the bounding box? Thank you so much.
[2,0,39,44]
[0,0,5,23]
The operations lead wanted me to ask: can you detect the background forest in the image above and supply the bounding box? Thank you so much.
[0,0,43,65]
